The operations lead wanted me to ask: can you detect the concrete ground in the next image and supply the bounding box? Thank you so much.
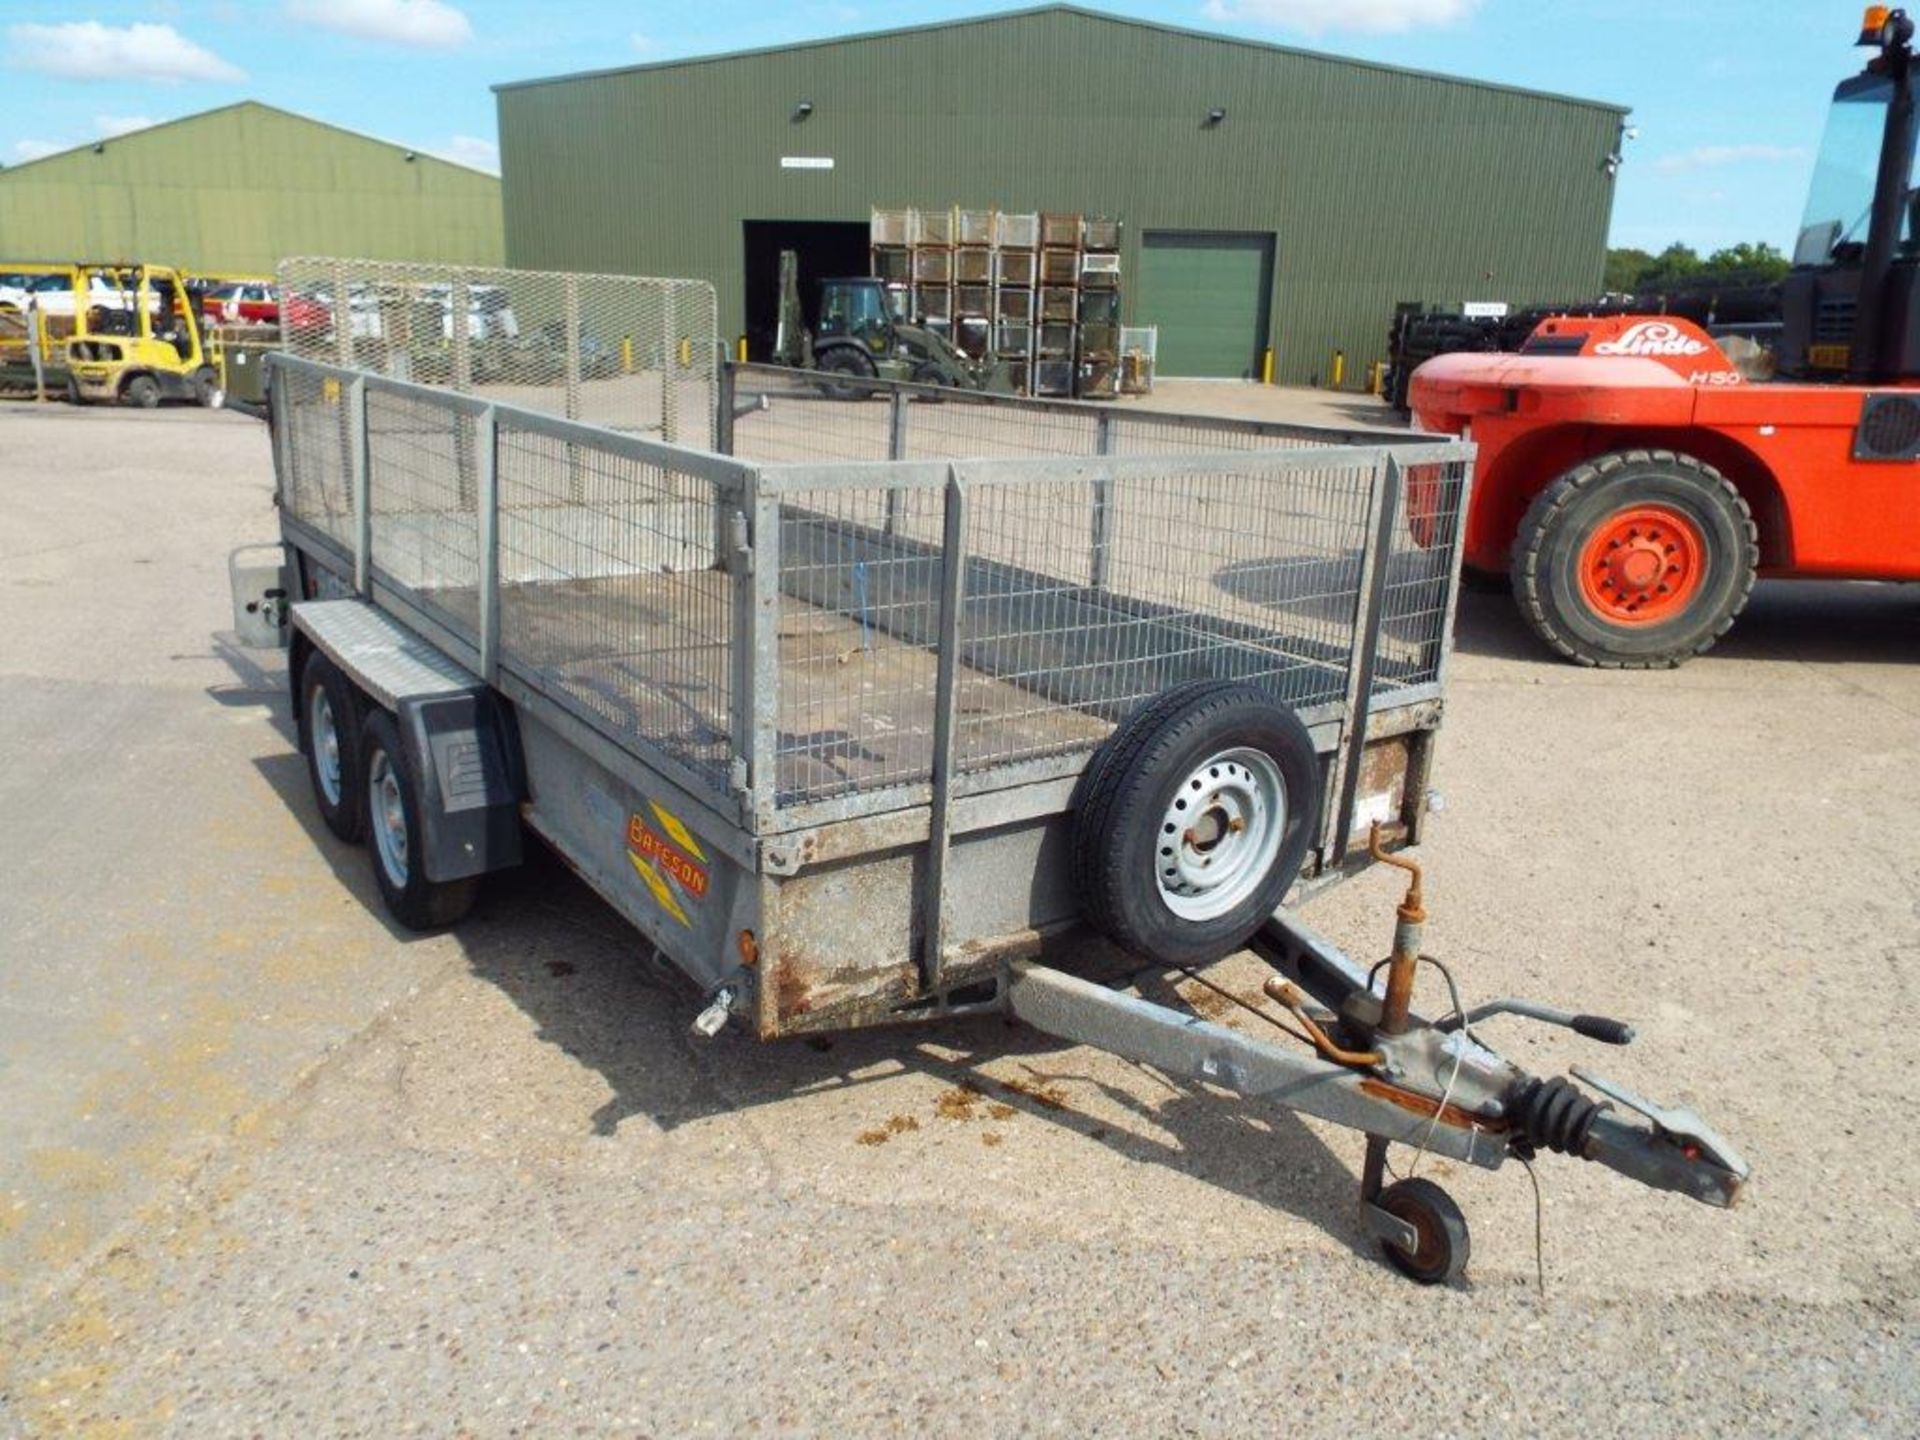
[0,394,1915,1437]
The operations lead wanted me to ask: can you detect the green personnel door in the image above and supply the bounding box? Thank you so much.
[1136,231,1274,379]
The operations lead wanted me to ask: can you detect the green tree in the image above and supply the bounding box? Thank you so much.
[1604,246,1654,292]
[1703,241,1791,284]
[1604,240,1790,294]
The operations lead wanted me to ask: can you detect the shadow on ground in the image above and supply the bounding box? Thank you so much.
[1449,577,1920,667]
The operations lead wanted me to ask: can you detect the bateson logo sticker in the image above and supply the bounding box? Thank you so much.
[627,800,709,927]
[1591,321,1708,358]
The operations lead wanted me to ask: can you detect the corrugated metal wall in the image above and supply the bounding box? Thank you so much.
[497,7,1622,384]
[0,103,503,275]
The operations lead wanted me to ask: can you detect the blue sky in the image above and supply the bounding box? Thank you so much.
[0,1,1867,255]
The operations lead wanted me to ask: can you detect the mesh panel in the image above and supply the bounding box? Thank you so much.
[277,364,355,550]
[278,257,717,448]
[364,384,480,633]
[773,487,951,803]
[731,366,893,462]
[493,418,735,794]
[1374,458,1471,696]
[761,453,1405,805]
[727,363,1427,464]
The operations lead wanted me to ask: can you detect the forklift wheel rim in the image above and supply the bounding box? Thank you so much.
[1576,503,1705,626]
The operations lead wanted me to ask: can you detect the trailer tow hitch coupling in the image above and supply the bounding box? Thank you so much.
[1504,1068,1747,1208]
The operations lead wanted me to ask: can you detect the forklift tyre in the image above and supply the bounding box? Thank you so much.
[301,653,366,843]
[192,366,222,408]
[360,709,481,931]
[909,360,951,398]
[1376,1177,1470,1285]
[814,345,877,400]
[1513,449,1756,669]
[122,374,161,409]
[1072,681,1318,967]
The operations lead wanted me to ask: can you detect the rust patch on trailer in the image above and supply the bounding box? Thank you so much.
[1358,1079,1505,1132]
[770,942,922,1030]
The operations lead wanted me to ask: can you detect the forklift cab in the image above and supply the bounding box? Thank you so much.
[1779,6,1920,381]
[817,278,895,356]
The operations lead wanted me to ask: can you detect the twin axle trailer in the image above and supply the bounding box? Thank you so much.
[234,327,1746,1284]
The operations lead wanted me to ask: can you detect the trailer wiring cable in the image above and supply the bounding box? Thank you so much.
[1517,1153,1548,1297]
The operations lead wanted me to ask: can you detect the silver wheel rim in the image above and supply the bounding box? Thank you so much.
[1154,747,1287,922]
[309,685,342,808]
[369,749,409,888]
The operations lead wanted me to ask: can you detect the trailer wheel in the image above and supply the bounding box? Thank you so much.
[1072,682,1318,966]
[1513,449,1756,668]
[301,653,365,843]
[122,374,161,409]
[1376,1177,1470,1285]
[360,709,480,930]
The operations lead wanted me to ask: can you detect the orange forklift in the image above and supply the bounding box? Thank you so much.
[1411,7,1920,667]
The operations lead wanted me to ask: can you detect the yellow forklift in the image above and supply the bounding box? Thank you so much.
[65,262,222,407]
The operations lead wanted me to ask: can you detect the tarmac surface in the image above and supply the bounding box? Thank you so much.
[1,389,1916,1437]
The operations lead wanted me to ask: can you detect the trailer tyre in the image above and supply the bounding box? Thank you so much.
[301,653,366,843]
[360,709,480,931]
[1072,683,1318,966]
[1376,1177,1470,1285]
[122,374,161,409]
[1513,449,1756,668]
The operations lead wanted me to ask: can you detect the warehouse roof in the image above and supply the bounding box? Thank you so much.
[493,2,1627,115]
[0,100,499,178]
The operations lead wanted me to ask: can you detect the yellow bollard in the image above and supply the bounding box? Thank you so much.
[621,336,633,373]
[1330,349,1346,389]
[1260,346,1275,385]
[678,335,691,368]
[737,335,749,363]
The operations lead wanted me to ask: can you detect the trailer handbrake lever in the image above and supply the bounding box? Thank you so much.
[1438,997,1635,1045]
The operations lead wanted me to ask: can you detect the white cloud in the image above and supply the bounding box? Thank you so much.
[1653,143,1809,174]
[631,32,654,53]
[1201,0,1480,34]
[437,134,498,173]
[285,0,473,49]
[11,138,66,162]
[6,21,244,82]
[94,114,157,138]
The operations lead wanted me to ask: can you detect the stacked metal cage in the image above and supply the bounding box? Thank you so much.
[870,208,1121,399]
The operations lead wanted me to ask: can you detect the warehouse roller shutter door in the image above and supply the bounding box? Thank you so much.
[1136,231,1274,379]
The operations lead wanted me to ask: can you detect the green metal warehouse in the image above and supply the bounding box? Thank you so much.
[0,102,503,277]
[495,4,1625,384]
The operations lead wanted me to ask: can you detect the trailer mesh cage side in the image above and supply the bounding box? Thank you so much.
[277,257,719,449]
[270,354,1469,835]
